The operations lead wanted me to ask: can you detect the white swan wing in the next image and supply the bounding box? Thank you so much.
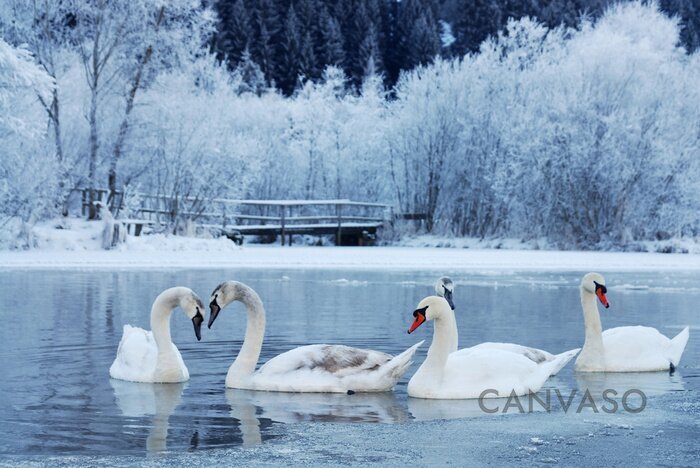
[249,343,420,393]
[109,325,158,383]
[258,344,390,373]
[602,326,687,372]
[447,348,551,398]
[411,348,554,399]
[454,342,578,376]
[455,342,555,362]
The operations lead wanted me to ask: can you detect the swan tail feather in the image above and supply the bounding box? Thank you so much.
[381,340,424,381]
[670,326,689,366]
[546,348,580,376]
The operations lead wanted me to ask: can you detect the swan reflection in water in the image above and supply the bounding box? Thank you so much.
[226,388,410,445]
[408,395,509,420]
[409,376,576,420]
[408,393,557,420]
[110,379,186,453]
[575,370,685,409]
[409,371,686,420]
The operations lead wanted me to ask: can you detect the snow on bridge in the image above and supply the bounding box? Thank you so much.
[78,189,396,246]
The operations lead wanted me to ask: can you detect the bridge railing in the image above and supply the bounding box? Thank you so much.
[75,188,393,245]
[205,199,392,246]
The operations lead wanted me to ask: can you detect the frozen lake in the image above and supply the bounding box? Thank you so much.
[0,268,698,464]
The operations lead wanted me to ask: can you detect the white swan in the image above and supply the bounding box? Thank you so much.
[574,272,689,373]
[109,287,205,383]
[208,280,423,393]
[435,276,578,375]
[406,296,573,399]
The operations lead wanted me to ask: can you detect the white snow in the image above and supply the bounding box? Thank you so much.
[400,235,700,255]
[1,218,699,271]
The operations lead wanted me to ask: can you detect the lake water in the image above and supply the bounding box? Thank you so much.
[0,268,698,464]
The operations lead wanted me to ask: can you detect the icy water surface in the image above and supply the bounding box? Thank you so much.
[0,268,698,464]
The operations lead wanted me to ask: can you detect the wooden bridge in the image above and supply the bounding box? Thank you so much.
[77,189,394,246]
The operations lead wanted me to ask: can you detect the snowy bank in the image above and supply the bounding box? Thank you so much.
[1,218,699,271]
[399,234,700,255]
[1,243,700,272]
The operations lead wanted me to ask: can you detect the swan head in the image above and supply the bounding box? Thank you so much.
[434,276,455,310]
[178,290,205,341]
[581,272,610,309]
[407,296,451,334]
[208,280,262,328]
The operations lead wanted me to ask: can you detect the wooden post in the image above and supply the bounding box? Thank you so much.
[81,189,87,217]
[280,205,286,246]
[335,204,342,246]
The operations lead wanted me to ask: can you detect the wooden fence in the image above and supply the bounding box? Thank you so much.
[76,188,393,246]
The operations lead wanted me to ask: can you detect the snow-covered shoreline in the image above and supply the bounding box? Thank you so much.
[2,245,699,272]
[1,219,699,271]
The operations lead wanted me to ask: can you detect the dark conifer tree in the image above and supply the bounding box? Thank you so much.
[249,0,279,84]
[394,0,424,70]
[452,0,502,54]
[379,0,401,86]
[660,0,700,52]
[407,8,441,68]
[359,23,384,80]
[217,0,253,67]
[216,0,700,95]
[320,12,345,68]
[296,0,318,34]
[345,0,380,88]
[277,4,302,95]
[299,30,318,80]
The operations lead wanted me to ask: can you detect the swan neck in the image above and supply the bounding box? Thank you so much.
[150,290,179,353]
[228,288,266,382]
[419,310,456,377]
[580,288,604,354]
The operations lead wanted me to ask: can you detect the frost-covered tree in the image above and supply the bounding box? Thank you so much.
[0,0,80,215]
[233,48,267,96]
[0,38,56,245]
[1,0,698,250]
[388,59,463,233]
[385,2,700,245]
[67,0,214,217]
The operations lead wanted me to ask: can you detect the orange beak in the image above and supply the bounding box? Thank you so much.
[596,289,610,308]
[408,312,426,334]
